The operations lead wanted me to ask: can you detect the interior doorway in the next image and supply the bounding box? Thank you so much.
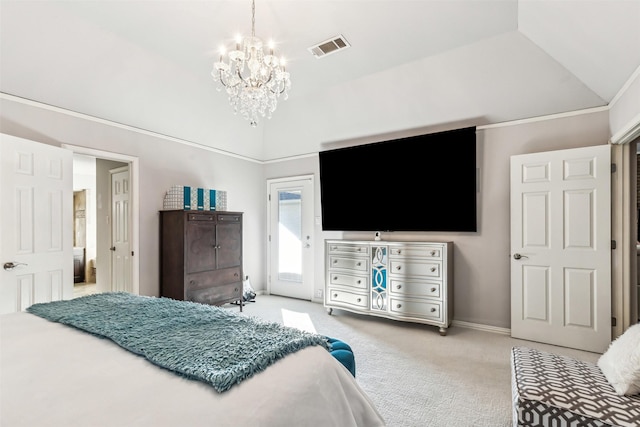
[66,144,139,296]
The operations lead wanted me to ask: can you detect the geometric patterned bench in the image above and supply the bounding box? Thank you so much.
[511,347,640,427]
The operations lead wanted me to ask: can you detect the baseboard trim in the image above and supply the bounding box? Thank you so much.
[452,320,511,336]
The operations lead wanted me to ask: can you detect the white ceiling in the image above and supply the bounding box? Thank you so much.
[1,1,639,161]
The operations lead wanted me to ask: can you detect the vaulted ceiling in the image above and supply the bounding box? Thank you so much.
[1,1,639,161]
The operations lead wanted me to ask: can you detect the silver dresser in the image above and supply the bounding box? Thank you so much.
[325,240,453,335]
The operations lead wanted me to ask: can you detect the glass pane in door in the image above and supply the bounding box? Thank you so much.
[278,190,302,282]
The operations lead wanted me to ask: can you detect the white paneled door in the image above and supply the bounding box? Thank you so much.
[268,176,314,300]
[0,134,73,314]
[510,145,611,353]
[110,166,131,293]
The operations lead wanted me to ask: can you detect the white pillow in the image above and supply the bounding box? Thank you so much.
[597,323,640,396]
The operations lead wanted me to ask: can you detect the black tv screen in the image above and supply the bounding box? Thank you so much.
[319,126,477,232]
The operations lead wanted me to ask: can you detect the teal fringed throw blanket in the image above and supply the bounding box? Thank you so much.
[27,293,330,392]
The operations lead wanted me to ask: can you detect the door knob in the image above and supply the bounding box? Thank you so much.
[3,262,27,271]
[110,246,116,251]
[513,253,529,260]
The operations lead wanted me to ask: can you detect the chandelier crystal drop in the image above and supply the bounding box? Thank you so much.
[211,0,291,127]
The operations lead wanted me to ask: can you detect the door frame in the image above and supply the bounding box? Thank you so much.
[62,144,139,295]
[266,175,314,300]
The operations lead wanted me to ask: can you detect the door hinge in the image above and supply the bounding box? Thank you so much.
[611,163,617,173]
[612,317,617,327]
[611,240,616,250]
[131,251,134,256]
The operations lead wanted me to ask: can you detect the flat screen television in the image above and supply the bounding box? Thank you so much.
[318,126,477,232]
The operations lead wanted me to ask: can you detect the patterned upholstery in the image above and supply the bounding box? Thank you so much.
[511,346,640,427]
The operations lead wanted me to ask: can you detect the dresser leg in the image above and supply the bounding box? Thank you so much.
[326,308,333,315]
[439,327,447,336]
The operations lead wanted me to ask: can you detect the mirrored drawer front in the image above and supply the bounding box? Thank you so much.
[390,246,442,259]
[327,243,370,256]
[329,273,368,290]
[329,256,369,272]
[389,279,441,300]
[389,298,442,321]
[389,260,441,278]
[328,288,369,309]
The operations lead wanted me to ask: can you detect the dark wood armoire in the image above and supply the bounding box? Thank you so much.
[159,210,243,310]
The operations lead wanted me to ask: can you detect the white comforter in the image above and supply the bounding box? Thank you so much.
[0,312,385,427]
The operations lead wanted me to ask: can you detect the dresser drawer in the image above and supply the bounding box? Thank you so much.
[389,260,441,279]
[329,272,368,290]
[389,297,442,321]
[186,267,242,291]
[389,279,441,300]
[188,282,241,305]
[390,245,443,260]
[329,256,369,272]
[327,288,369,309]
[327,243,370,256]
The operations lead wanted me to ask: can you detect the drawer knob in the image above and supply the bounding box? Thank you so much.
[397,284,402,289]
[357,280,361,284]
[397,250,402,254]
[430,287,436,292]
[333,260,338,264]
[396,266,402,271]
[234,287,238,292]
[430,251,436,256]
[430,267,436,272]
[333,293,338,298]
[357,248,361,252]
[356,262,361,266]
[397,304,402,309]
[334,276,338,280]
[430,308,436,313]
[234,273,239,277]
[357,298,362,303]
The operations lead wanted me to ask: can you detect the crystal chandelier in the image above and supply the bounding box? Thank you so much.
[211,0,291,127]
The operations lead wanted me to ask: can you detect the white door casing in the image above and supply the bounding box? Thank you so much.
[267,176,314,300]
[0,134,73,314]
[510,145,611,353]
[110,166,131,293]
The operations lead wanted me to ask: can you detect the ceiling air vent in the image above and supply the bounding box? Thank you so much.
[308,35,350,58]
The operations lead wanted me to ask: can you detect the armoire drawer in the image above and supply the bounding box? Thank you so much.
[186,267,242,291]
[188,282,241,306]
[327,288,369,309]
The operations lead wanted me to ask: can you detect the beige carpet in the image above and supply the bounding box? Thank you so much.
[238,294,600,427]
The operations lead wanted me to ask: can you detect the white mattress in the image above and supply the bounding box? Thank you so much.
[0,312,385,427]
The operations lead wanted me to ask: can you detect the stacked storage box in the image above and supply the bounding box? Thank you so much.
[163,185,227,211]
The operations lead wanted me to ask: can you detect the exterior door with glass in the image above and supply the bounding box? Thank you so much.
[268,176,313,300]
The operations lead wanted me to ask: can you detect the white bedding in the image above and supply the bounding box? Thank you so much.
[0,312,385,427]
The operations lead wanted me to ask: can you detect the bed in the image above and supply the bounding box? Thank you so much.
[0,293,385,427]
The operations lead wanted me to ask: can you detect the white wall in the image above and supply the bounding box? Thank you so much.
[609,66,640,142]
[0,97,266,297]
[265,109,611,329]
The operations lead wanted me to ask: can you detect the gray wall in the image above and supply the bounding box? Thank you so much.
[0,96,615,329]
[265,109,611,329]
[0,98,267,297]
